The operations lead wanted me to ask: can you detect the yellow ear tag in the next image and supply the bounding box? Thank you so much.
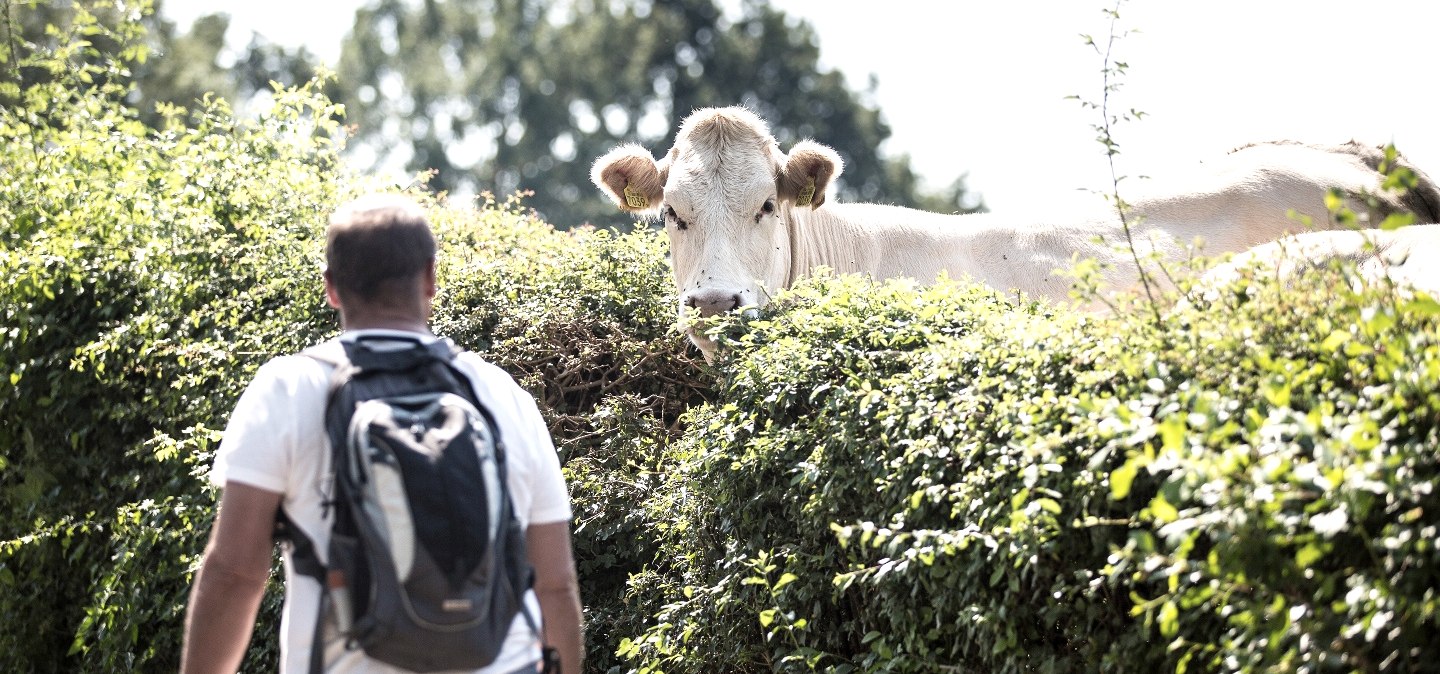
[796,177,817,207]
[623,184,649,210]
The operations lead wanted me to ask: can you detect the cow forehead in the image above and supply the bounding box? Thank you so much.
[667,141,777,213]
[665,109,780,207]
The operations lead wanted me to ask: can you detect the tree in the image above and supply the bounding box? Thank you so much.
[1,0,148,119]
[129,5,322,128]
[2,0,320,129]
[332,0,983,229]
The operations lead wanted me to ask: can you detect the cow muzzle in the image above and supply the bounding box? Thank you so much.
[682,289,742,317]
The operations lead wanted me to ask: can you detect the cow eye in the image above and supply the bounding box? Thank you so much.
[665,205,689,231]
[755,198,776,223]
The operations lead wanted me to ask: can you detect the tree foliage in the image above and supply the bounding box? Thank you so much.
[11,0,984,229]
[129,1,322,129]
[331,0,982,228]
[1,0,320,128]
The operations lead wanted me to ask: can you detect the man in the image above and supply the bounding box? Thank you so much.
[181,194,583,674]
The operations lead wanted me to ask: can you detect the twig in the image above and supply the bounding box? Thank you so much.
[1094,1,1165,330]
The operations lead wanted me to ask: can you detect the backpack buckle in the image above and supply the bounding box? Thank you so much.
[540,646,561,674]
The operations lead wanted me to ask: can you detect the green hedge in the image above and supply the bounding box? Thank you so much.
[2,6,343,668]
[5,5,1437,674]
[618,270,1439,673]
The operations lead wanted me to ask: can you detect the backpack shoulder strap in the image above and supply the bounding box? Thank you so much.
[274,507,324,578]
[300,339,349,377]
[301,339,360,436]
[275,504,330,674]
[271,338,351,553]
[442,348,515,470]
[289,340,353,674]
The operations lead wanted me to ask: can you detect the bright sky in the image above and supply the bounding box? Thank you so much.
[163,0,1440,213]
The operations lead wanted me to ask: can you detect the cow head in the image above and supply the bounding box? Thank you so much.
[591,106,842,358]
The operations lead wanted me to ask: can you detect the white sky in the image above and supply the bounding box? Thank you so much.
[163,0,1440,213]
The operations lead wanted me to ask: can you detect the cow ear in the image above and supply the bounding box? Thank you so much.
[592,144,666,213]
[778,140,842,210]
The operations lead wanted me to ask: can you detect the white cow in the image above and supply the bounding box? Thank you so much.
[1197,224,1440,300]
[592,106,1440,357]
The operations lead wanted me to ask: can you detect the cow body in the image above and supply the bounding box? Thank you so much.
[592,106,1440,357]
[1199,224,1440,298]
[777,204,1141,306]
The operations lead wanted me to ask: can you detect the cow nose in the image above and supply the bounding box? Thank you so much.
[684,290,742,317]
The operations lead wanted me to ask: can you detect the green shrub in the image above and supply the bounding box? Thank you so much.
[2,4,342,669]
[1109,268,1440,673]
[618,267,1439,673]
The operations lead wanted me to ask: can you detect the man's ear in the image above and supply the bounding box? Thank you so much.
[422,259,437,301]
[592,144,667,213]
[777,140,842,210]
[323,269,342,309]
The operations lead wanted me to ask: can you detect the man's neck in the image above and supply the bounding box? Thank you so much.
[339,311,432,335]
[342,320,432,334]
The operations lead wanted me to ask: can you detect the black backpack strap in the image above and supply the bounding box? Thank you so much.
[308,590,330,674]
[291,340,354,674]
[518,598,560,674]
[274,507,324,580]
[275,506,329,674]
[269,340,346,570]
[303,340,359,458]
[336,333,452,371]
[295,338,353,521]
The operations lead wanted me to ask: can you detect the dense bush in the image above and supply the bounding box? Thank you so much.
[617,268,1439,673]
[1,3,343,669]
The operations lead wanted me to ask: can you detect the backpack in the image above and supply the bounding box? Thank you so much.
[277,334,539,673]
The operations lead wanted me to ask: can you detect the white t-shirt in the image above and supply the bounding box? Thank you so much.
[211,330,573,674]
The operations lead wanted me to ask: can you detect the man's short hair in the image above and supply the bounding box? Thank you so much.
[326,193,437,304]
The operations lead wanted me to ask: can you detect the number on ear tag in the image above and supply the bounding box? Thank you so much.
[623,184,649,210]
[796,177,817,207]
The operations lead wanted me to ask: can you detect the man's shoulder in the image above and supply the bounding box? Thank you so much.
[453,349,508,379]
[248,348,334,391]
[451,351,541,414]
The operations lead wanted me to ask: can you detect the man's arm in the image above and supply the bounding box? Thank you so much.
[527,520,583,674]
[180,482,283,674]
